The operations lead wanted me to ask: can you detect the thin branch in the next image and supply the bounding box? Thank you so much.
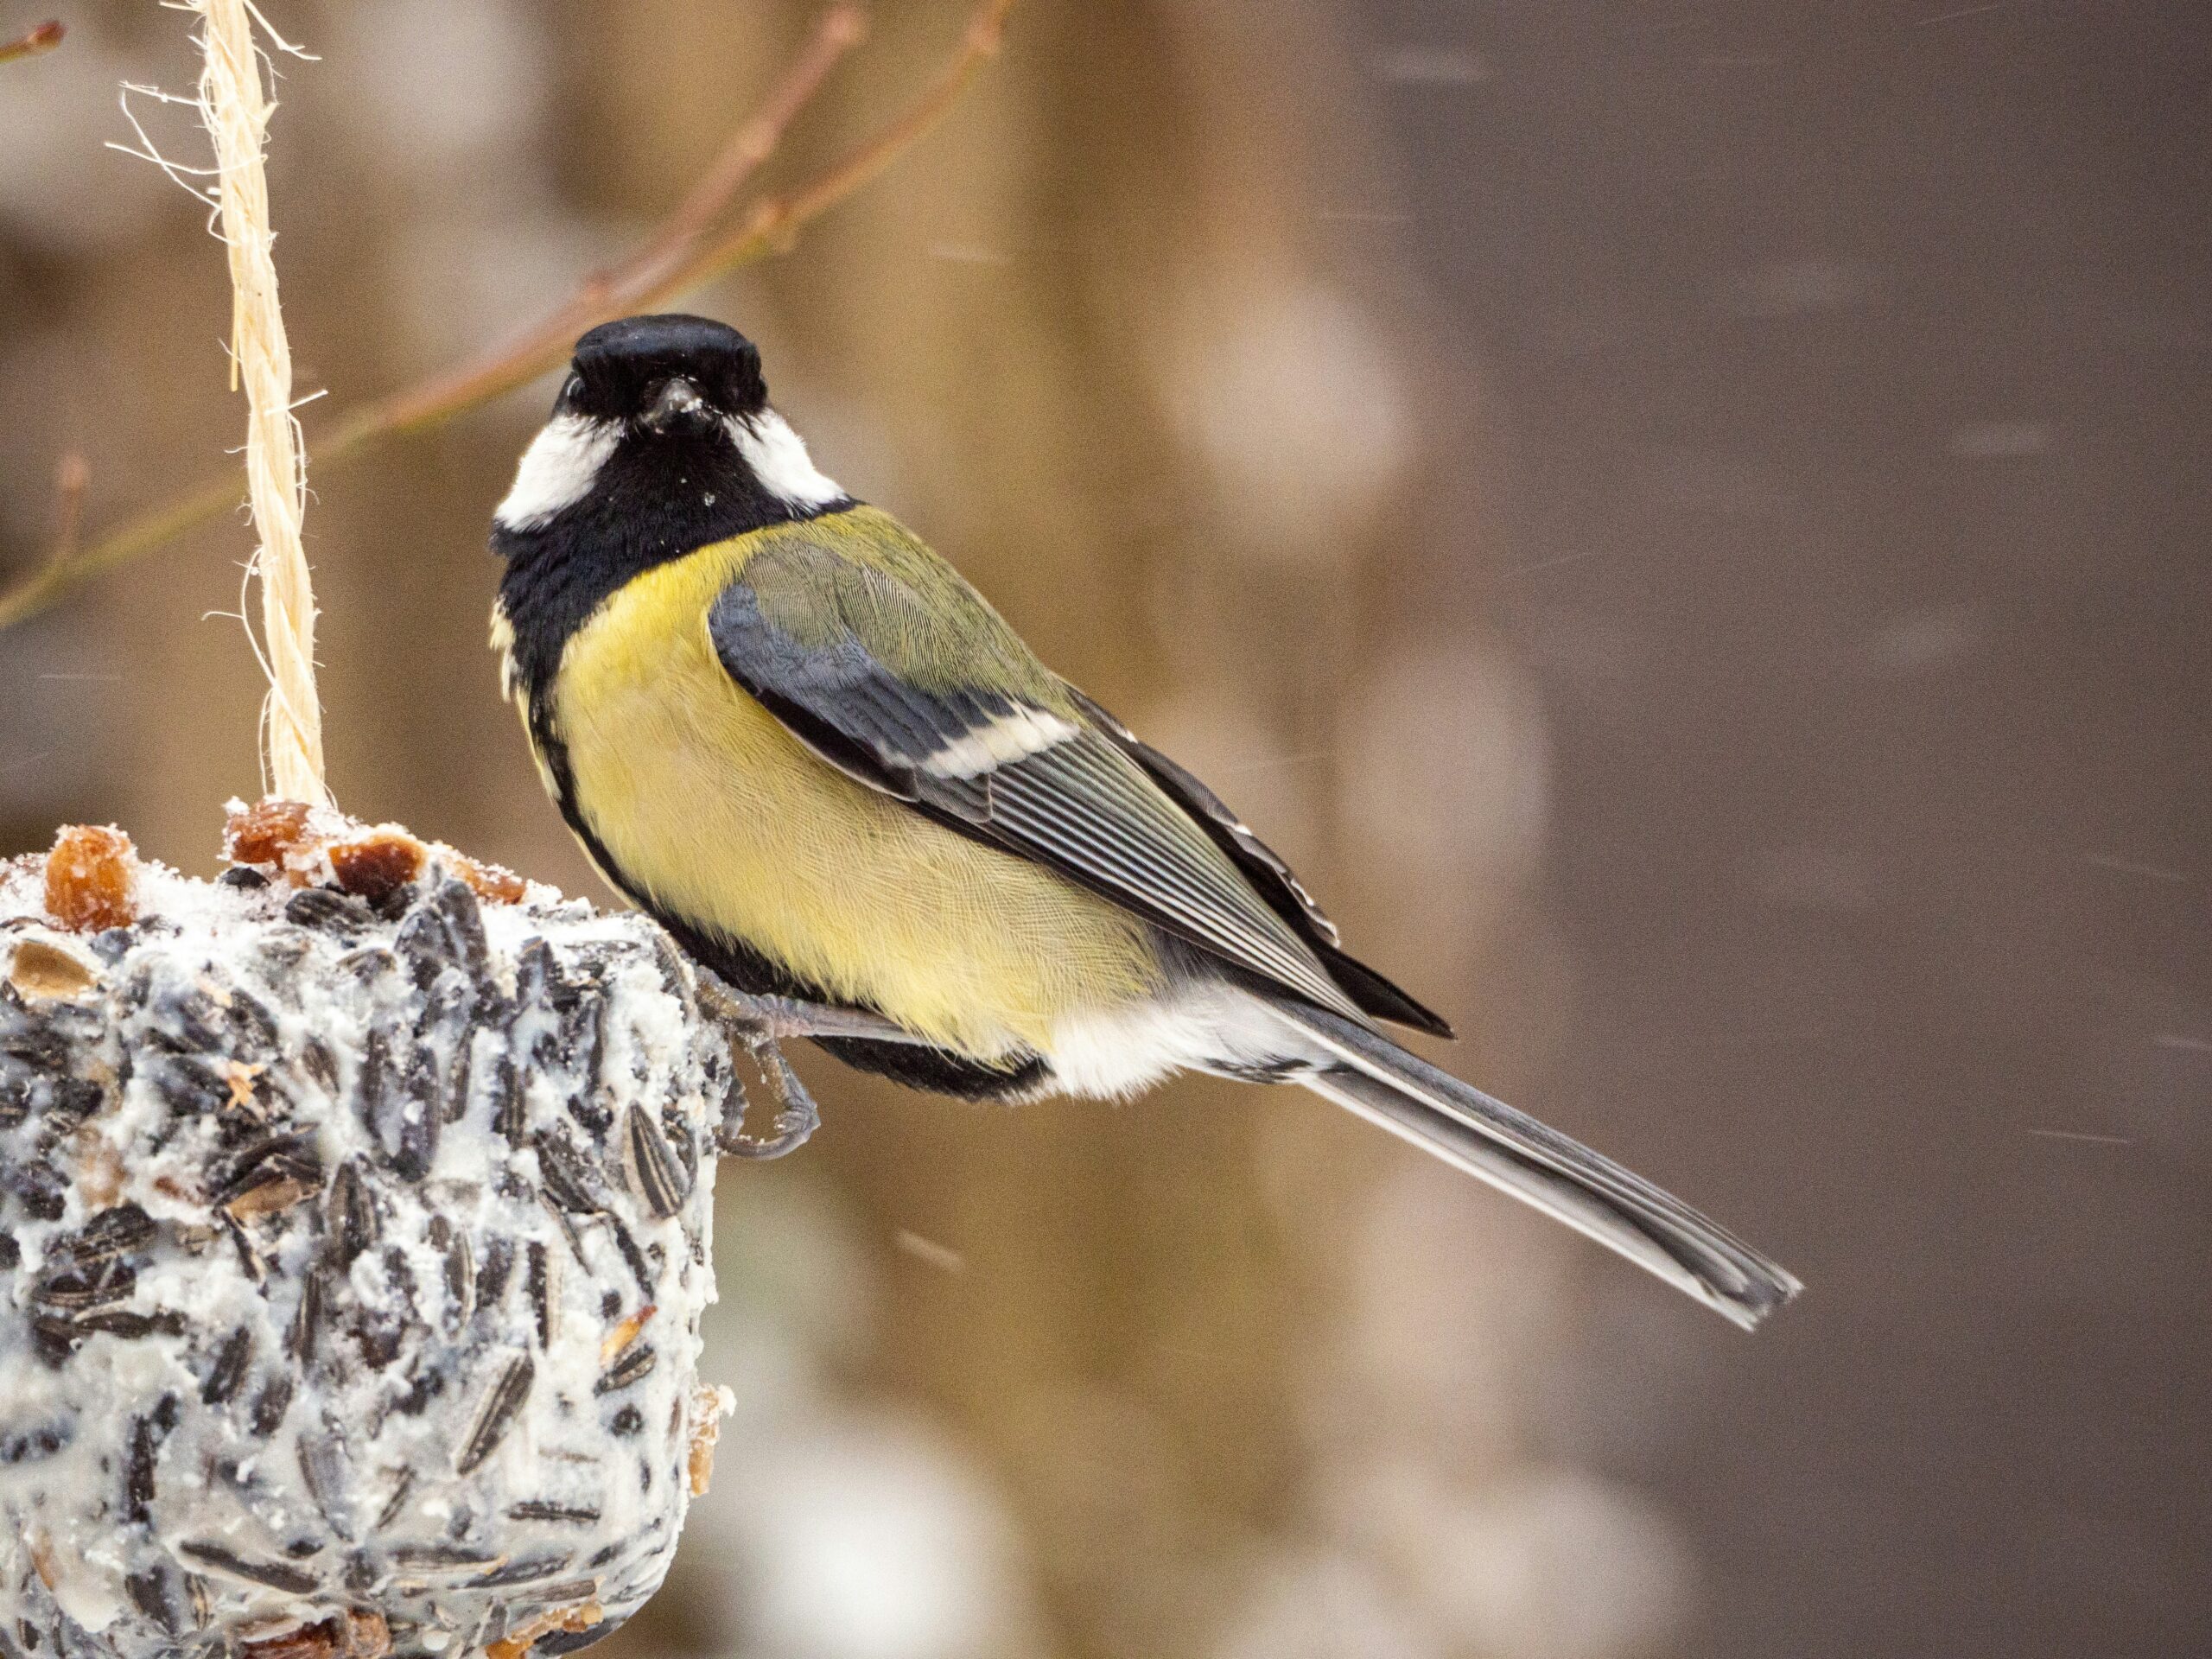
[715,0,1015,263]
[334,0,870,440]
[0,19,63,64]
[630,3,869,292]
[0,0,1015,633]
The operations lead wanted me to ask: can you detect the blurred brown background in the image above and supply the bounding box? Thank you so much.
[3,2,2207,1656]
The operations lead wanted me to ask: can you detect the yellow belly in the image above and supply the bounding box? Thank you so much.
[547,535,1162,1059]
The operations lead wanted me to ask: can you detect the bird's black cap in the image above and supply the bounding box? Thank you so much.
[563,314,767,421]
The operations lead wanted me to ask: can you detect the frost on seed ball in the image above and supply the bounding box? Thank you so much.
[0,821,741,1659]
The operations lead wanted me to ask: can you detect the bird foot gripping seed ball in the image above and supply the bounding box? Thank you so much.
[1,810,750,1659]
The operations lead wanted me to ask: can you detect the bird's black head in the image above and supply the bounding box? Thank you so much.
[489,314,854,700]
[562,314,768,429]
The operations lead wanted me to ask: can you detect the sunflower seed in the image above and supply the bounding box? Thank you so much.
[532,1128,605,1214]
[389,1363,446,1419]
[477,1235,514,1312]
[429,1214,474,1326]
[152,1054,228,1116]
[29,1318,79,1371]
[124,1564,183,1635]
[538,1191,588,1268]
[213,1131,323,1205]
[373,1466,416,1532]
[620,1105,689,1218]
[647,931,701,1020]
[220,1211,264,1281]
[505,1501,600,1525]
[289,1263,324,1362]
[604,1212,655,1297]
[486,1046,524,1145]
[351,1250,415,1371]
[524,1578,604,1611]
[201,1326,253,1405]
[594,1342,656,1396]
[337,945,397,988]
[146,986,227,1053]
[357,1024,442,1181]
[713,1070,751,1158]
[441,1023,476,1127]
[63,1202,156,1265]
[326,1159,379,1267]
[526,1240,558,1348]
[177,1541,321,1596]
[123,1395,179,1525]
[469,1554,574,1588]
[76,1307,168,1338]
[34,1259,133,1311]
[227,989,281,1057]
[388,1543,495,1571]
[10,1156,66,1221]
[284,887,372,936]
[301,1036,340,1095]
[396,880,491,995]
[297,1427,353,1541]
[40,1075,103,1134]
[251,1375,295,1437]
[512,937,568,1014]
[456,1352,535,1475]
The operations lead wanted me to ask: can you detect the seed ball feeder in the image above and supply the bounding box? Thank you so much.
[1,816,753,1659]
[0,6,839,1656]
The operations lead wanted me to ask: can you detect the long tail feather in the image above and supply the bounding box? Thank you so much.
[1274,1002,1801,1330]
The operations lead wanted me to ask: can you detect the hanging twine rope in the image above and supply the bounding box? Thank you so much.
[195,0,330,808]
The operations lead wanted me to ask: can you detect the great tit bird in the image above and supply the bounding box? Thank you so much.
[489,314,1800,1329]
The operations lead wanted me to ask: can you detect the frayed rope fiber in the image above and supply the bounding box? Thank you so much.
[195,0,330,808]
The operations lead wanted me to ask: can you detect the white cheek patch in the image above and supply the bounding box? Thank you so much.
[918,708,1079,779]
[494,413,618,529]
[729,408,845,509]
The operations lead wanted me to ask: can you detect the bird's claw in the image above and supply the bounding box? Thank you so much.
[716,1033,822,1160]
[687,963,933,1160]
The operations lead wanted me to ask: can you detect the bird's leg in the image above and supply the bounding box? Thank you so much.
[687,963,933,1160]
[716,1039,821,1161]
[689,966,931,1047]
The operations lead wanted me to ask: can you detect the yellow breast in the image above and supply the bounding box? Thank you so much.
[546,533,1162,1059]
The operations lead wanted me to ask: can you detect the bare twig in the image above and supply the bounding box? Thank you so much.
[0,0,1016,633]
[330,0,870,443]
[0,19,63,64]
[630,3,869,291]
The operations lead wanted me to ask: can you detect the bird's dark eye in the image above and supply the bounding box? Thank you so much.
[558,373,584,407]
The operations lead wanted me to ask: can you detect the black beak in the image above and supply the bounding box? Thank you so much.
[642,376,709,432]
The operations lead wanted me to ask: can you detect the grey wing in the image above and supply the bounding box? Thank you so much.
[705,543,1370,1023]
[1066,689,1454,1039]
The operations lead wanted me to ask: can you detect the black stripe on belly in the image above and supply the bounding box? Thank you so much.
[652,912,1052,1103]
